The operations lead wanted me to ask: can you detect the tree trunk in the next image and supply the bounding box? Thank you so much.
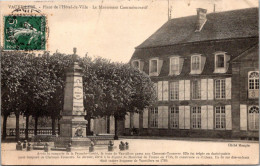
[2,114,8,140]
[114,115,118,140]
[34,115,38,136]
[25,114,29,140]
[86,116,91,136]
[51,116,56,135]
[58,118,60,135]
[15,112,20,141]
[107,116,110,134]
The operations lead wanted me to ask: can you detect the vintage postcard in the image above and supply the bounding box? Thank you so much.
[0,0,259,165]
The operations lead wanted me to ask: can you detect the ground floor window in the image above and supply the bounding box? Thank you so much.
[149,107,158,128]
[248,106,259,130]
[215,106,225,129]
[170,107,179,128]
[192,106,201,129]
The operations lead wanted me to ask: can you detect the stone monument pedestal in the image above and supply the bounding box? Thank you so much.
[54,49,91,148]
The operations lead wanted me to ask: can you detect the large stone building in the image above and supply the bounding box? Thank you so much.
[124,8,259,139]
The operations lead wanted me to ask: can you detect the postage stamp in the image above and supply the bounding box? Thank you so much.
[4,15,46,50]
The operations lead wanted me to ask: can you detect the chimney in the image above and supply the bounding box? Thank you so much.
[195,8,207,32]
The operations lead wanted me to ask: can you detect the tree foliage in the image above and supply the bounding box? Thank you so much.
[1,50,156,139]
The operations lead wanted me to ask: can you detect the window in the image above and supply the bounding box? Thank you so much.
[214,52,229,73]
[190,54,205,74]
[191,56,200,70]
[192,107,201,129]
[248,106,259,130]
[216,54,225,68]
[170,81,179,100]
[215,106,226,129]
[192,80,201,99]
[170,107,179,128]
[157,81,169,101]
[170,57,179,74]
[150,107,158,128]
[215,79,225,99]
[132,60,140,69]
[248,71,259,98]
[150,59,158,74]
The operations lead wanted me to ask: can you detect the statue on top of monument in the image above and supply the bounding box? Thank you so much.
[72,47,78,63]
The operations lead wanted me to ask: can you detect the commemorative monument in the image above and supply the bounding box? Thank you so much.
[54,48,91,148]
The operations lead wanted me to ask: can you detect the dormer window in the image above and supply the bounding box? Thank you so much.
[169,56,184,76]
[150,59,158,73]
[214,52,230,73]
[169,56,179,75]
[171,57,179,71]
[131,59,144,71]
[149,58,158,76]
[192,55,200,70]
[133,60,139,68]
[149,58,163,76]
[216,54,224,68]
[190,54,205,74]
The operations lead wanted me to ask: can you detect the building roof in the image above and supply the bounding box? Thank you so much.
[136,8,258,49]
[232,44,259,62]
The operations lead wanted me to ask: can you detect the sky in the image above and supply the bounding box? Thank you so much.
[1,0,258,63]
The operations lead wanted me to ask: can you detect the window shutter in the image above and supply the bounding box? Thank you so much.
[200,79,207,100]
[110,116,115,134]
[240,104,247,131]
[179,80,185,100]
[162,106,169,128]
[179,57,184,75]
[207,79,214,100]
[154,83,158,99]
[225,105,232,130]
[140,61,144,71]
[125,112,130,128]
[225,78,232,99]
[158,59,163,75]
[184,80,190,100]
[133,113,139,128]
[179,106,185,129]
[207,105,214,129]
[201,105,208,129]
[225,55,230,72]
[158,106,163,128]
[201,56,206,72]
[143,109,148,128]
[163,81,169,101]
[184,106,190,129]
[158,81,163,101]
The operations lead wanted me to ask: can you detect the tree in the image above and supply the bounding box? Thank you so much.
[45,52,72,135]
[1,50,60,139]
[1,50,29,140]
[81,57,156,139]
[18,53,56,137]
[105,63,156,139]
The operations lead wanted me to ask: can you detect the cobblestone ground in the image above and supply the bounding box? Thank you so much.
[1,138,259,165]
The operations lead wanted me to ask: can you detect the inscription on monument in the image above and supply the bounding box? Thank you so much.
[73,77,84,114]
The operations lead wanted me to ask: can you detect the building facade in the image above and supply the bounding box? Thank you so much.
[231,45,259,139]
[124,8,259,139]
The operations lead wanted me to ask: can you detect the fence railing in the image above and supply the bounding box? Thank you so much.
[6,128,59,137]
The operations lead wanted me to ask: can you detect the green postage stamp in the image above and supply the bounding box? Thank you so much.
[4,15,46,50]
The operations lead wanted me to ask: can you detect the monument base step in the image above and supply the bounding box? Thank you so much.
[54,137,91,148]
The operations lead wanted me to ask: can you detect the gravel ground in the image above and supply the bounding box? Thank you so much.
[1,138,259,165]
